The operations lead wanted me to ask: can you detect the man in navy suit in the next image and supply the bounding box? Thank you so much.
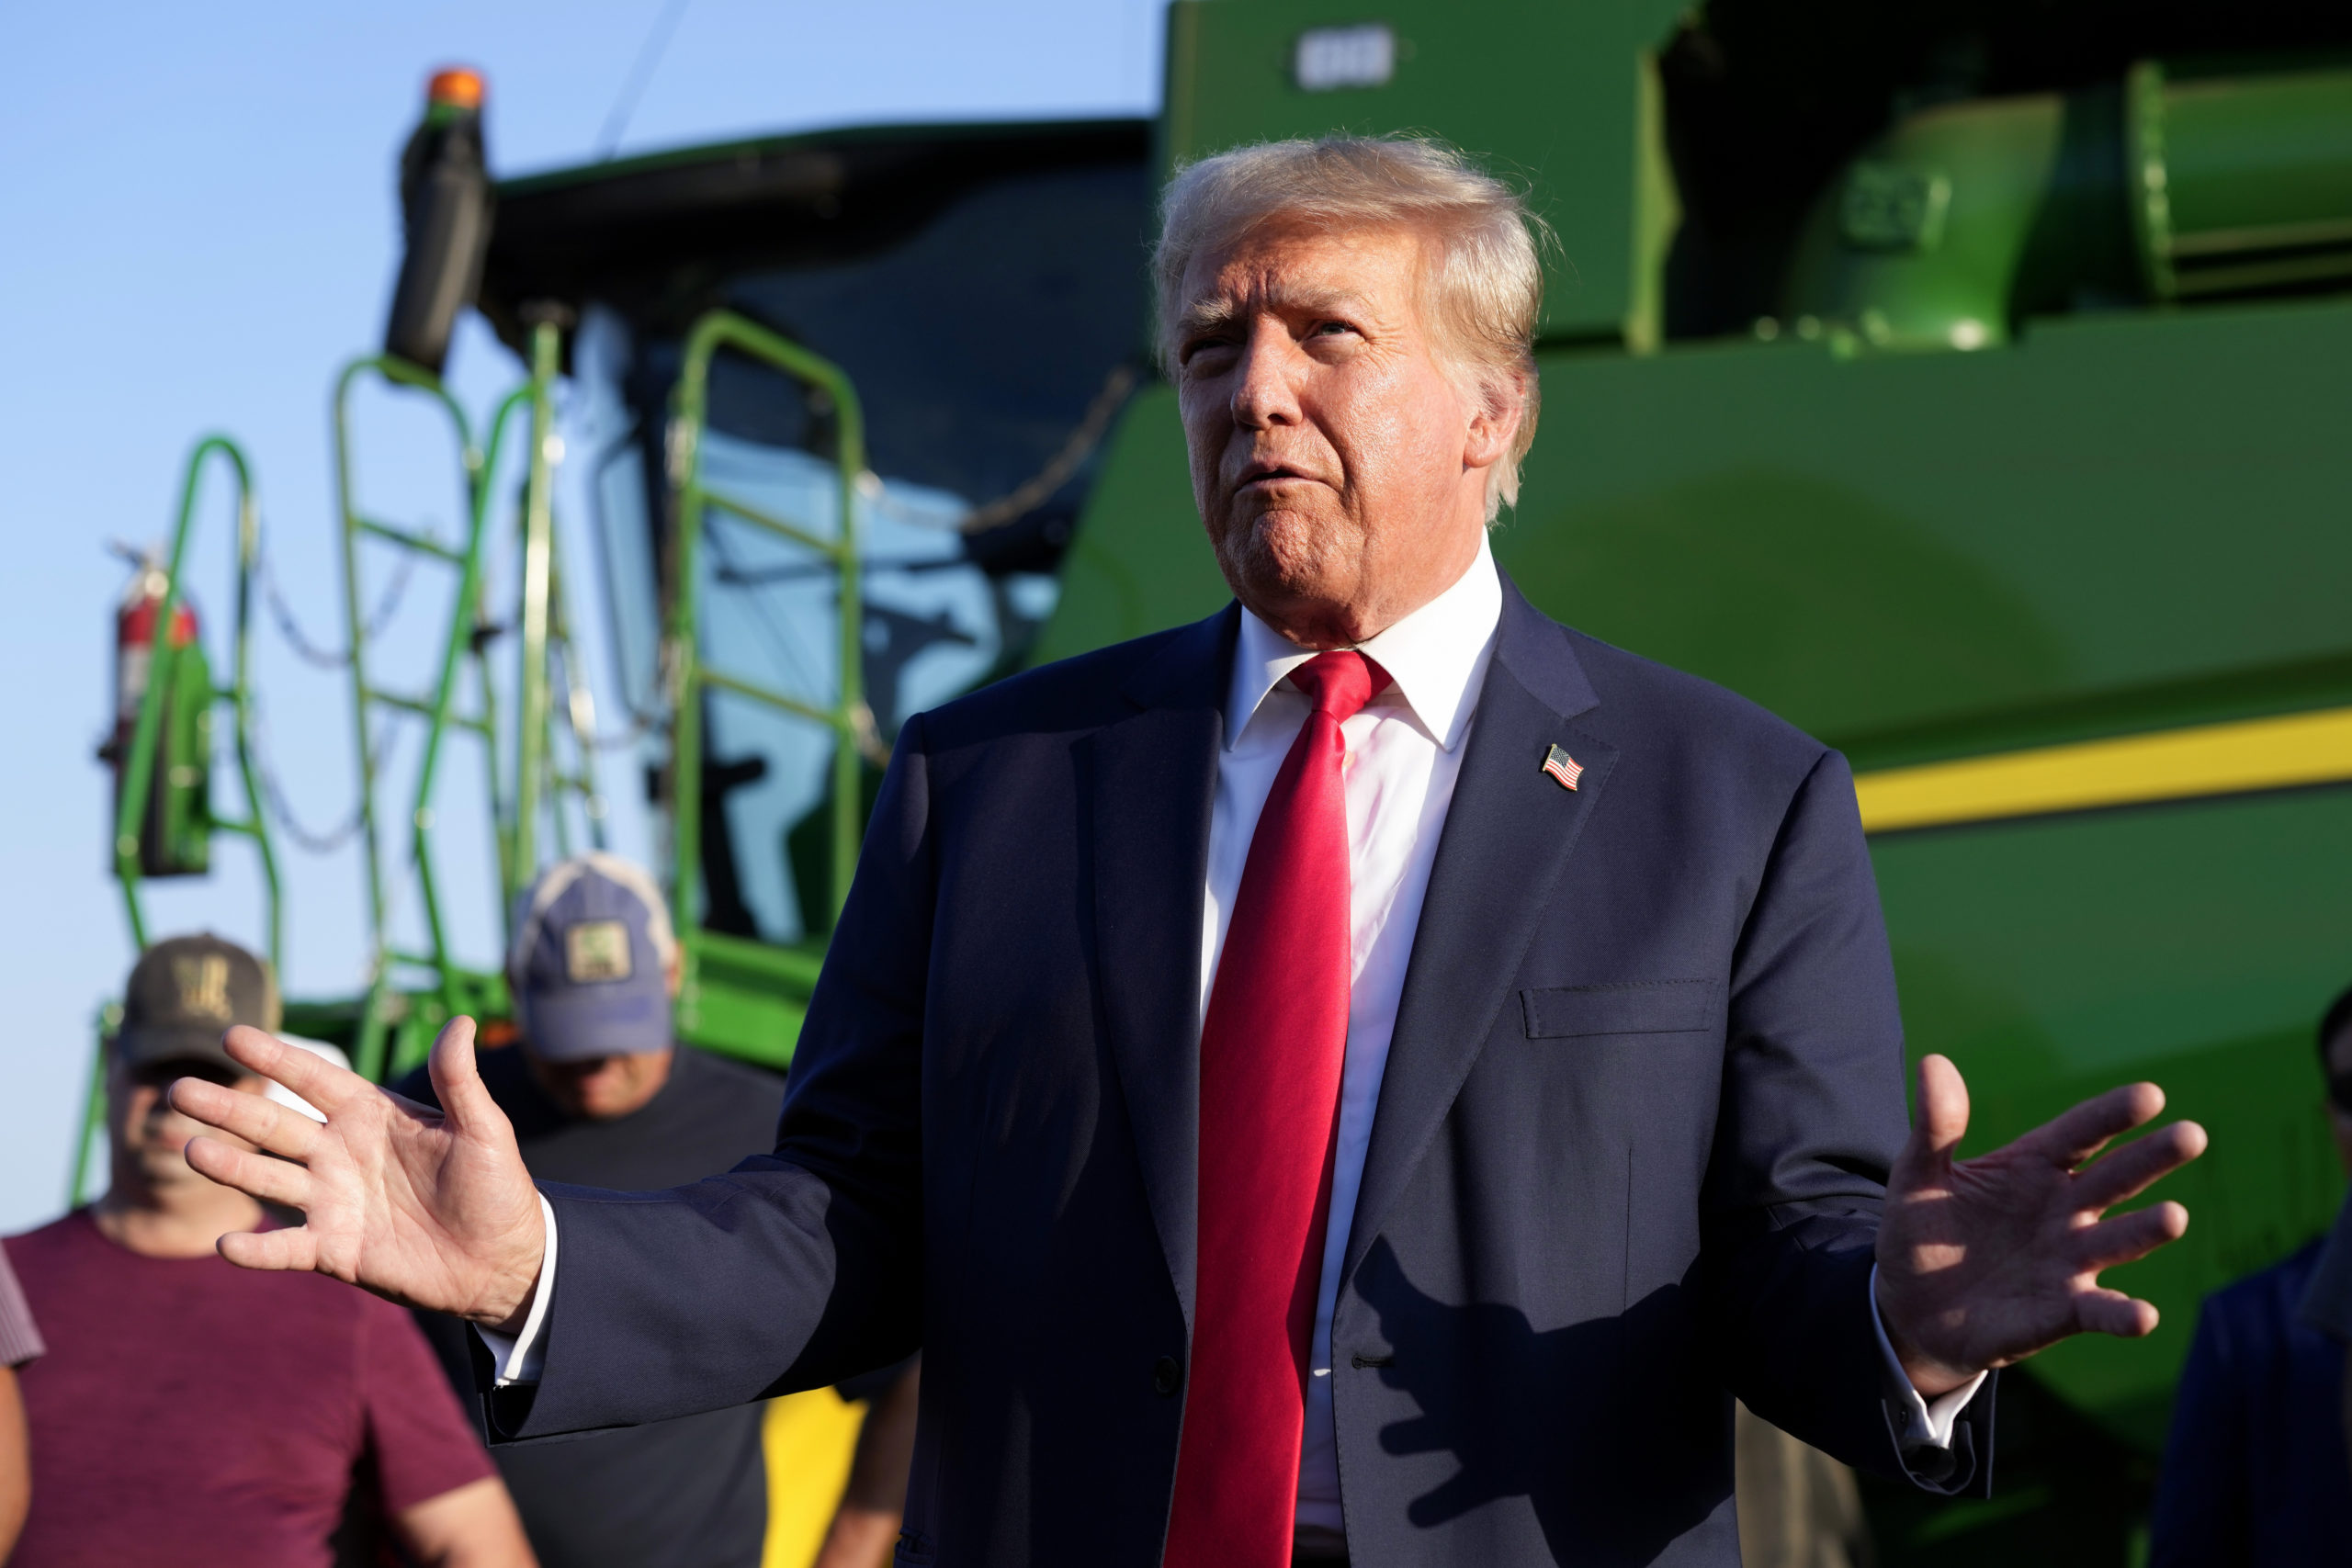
[175,136,2206,1568]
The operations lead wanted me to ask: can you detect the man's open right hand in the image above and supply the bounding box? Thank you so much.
[170,1017,546,1330]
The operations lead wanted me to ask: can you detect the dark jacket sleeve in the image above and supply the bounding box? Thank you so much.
[1699,748,1995,1496]
[496,716,936,1440]
[2147,1295,2250,1567]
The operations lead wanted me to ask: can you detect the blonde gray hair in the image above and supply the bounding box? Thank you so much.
[1154,134,1547,517]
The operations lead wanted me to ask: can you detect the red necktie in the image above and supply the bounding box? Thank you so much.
[1164,649,1389,1568]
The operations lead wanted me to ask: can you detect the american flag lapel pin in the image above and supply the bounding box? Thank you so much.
[1541,743,1583,792]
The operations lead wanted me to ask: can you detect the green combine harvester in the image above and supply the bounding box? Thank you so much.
[96,2,2352,1560]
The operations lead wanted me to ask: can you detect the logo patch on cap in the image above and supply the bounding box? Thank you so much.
[565,920,634,984]
[174,954,233,1021]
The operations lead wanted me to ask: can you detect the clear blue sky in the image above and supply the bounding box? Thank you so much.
[0,0,1164,1232]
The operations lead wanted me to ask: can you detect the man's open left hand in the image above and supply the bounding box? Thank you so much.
[168,1017,546,1329]
[1874,1053,2208,1397]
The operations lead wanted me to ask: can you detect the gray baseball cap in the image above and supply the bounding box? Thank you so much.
[509,853,678,1061]
[115,933,279,1070]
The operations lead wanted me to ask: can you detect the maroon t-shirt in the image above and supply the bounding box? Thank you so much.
[5,1211,495,1568]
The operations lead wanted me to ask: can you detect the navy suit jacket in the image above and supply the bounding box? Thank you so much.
[2149,1239,2352,1564]
[501,581,1994,1566]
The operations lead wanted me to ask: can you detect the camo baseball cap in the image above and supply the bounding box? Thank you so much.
[115,933,280,1069]
[508,853,678,1062]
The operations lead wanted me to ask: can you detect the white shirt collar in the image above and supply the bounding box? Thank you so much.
[1226,531,1503,754]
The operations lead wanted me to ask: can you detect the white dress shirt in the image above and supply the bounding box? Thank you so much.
[489,532,1985,1521]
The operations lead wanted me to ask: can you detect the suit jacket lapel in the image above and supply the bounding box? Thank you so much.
[1088,605,1236,1327]
[1341,578,1615,1288]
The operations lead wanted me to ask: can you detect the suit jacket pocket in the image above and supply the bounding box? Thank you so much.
[1519,980,1719,1039]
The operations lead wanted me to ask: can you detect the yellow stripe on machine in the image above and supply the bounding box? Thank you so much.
[1853,705,2352,834]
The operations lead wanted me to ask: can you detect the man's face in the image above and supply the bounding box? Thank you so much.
[110,1058,266,1188]
[526,1047,674,1122]
[1171,220,1521,649]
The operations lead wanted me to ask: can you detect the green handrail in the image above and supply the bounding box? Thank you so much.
[665,310,868,988]
[337,321,596,1078]
[334,354,490,1077]
[396,379,531,1053]
[112,434,281,961]
[511,318,562,908]
[461,319,601,924]
[91,434,281,1204]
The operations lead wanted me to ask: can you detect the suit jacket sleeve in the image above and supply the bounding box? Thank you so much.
[1700,747,1994,1495]
[493,715,937,1441]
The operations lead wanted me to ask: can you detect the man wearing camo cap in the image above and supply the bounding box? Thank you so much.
[5,933,529,1568]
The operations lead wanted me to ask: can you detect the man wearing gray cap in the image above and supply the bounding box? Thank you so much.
[399,854,797,1568]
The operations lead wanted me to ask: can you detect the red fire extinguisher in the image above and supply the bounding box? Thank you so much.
[101,548,212,877]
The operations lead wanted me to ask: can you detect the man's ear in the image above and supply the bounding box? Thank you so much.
[1462,371,1525,471]
[665,950,684,1000]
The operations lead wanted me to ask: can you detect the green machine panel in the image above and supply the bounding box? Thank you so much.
[1506,299,2352,755]
[1163,0,1687,345]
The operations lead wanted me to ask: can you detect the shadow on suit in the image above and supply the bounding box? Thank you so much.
[1355,1239,1723,1564]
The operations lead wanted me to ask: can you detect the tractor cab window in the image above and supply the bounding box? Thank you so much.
[580,152,1149,944]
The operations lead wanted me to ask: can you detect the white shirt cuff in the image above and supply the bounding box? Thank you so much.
[1869,1262,1987,1450]
[473,1193,558,1388]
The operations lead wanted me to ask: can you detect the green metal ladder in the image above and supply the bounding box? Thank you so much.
[88,309,871,1201]
[336,317,608,1080]
[662,310,871,1055]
